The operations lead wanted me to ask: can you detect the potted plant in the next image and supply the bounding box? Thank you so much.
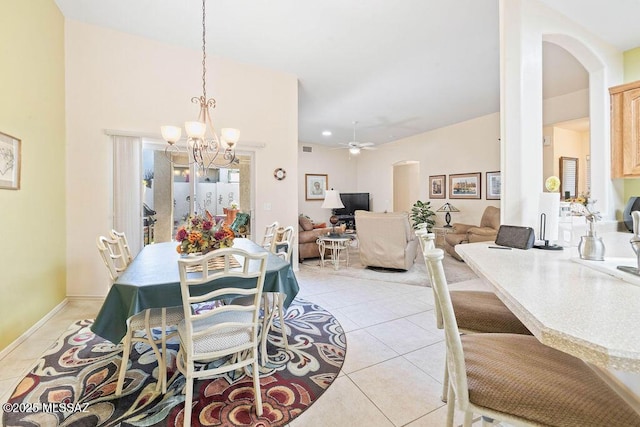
[410,200,435,231]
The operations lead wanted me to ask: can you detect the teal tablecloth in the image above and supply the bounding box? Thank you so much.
[91,238,299,344]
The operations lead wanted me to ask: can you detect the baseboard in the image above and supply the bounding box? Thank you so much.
[66,295,106,302]
[0,298,69,360]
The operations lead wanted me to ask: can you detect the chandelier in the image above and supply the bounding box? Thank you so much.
[161,0,239,171]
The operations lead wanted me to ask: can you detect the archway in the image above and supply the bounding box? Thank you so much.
[392,161,419,212]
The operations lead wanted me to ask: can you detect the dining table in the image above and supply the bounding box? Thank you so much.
[91,238,299,344]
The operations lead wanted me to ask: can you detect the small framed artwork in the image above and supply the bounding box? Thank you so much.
[305,173,328,200]
[449,172,481,199]
[486,171,501,200]
[0,131,21,190]
[429,175,446,199]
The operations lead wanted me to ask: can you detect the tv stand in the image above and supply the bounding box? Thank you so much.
[335,214,355,230]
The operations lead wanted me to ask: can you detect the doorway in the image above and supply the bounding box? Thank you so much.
[141,140,253,244]
[393,161,420,212]
[542,41,590,199]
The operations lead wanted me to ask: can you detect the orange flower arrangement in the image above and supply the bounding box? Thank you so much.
[175,213,235,255]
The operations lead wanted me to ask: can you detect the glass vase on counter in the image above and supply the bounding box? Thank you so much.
[572,196,604,261]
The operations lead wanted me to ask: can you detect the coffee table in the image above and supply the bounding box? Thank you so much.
[316,235,351,270]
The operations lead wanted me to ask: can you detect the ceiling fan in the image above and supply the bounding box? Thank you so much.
[336,121,377,155]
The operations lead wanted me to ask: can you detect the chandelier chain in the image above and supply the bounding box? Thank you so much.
[161,0,238,172]
[201,0,207,100]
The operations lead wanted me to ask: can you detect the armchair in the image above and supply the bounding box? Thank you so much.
[355,210,418,270]
[298,215,344,261]
[444,206,500,260]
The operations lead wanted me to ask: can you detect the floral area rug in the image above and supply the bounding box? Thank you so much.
[4,298,346,427]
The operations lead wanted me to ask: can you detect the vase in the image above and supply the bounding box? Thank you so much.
[224,208,238,226]
[578,219,604,261]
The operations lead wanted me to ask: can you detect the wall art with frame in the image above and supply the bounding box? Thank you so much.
[449,172,481,199]
[486,171,501,200]
[429,175,446,199]
[305,173,328,200]
[0,131,21,190]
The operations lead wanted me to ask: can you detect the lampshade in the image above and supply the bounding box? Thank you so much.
[221,128,240,148]
[185,121,207,139]
[161,126,182,144]
[321,190,345,209]
[437,203,460,213]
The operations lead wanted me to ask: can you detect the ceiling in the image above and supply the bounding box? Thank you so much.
[54,0,640,147]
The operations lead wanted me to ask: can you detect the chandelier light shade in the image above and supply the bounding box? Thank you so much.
[349,147,361,155]
[437,202,460,228]
[161,0,239,171]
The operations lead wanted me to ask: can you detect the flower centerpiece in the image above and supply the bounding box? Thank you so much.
[175,213,235,255]
[569,192,605,261]
[569,192,602,227]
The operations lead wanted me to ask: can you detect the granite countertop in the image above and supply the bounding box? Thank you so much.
[456,233,640,373]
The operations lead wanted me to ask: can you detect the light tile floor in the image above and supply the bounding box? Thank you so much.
[0,256,488,426]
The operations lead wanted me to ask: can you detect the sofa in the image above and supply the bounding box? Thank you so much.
[355,210,418,270]
[298,216,345,262]
[444,206,500,261]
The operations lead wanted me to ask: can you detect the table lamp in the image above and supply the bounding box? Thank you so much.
[437,202,460,228]
[321,189,345,236]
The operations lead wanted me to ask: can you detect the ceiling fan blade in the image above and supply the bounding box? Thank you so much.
[362,146,377,150]
[359,142,375,147]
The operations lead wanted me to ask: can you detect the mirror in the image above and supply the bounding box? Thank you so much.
[559,156,578,200]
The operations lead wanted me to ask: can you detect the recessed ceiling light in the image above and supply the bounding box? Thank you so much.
[322,130,332,137]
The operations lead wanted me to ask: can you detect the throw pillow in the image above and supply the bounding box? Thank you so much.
[313,222,327,229]
[299,216,314,231]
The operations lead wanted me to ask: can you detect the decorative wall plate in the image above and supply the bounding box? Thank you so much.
[274,168,286,180]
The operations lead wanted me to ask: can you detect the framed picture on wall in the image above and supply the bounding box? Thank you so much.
[449,172,481,199]
[305,173,328,200]
[486,171,501,200]
[0,131,21,190]
[429,175,446,199]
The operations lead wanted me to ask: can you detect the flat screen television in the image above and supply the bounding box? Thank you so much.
[334,193,370,216]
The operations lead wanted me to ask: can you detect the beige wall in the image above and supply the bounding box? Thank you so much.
[0,1,66,350]
[64,20,298,297]
[298,143,359,223]
[552,127,589,196]
[354,113,501,227]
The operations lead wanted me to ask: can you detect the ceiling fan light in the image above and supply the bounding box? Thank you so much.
[349,147,361,155]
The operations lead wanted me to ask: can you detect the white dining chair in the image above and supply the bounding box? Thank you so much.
[177,248,268,425]
[260,221,279,250]
[96,235,128,280]
[261,225,295,364]
[423,248,640,427]
[110,229,133,266]
[96,235,183,396]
